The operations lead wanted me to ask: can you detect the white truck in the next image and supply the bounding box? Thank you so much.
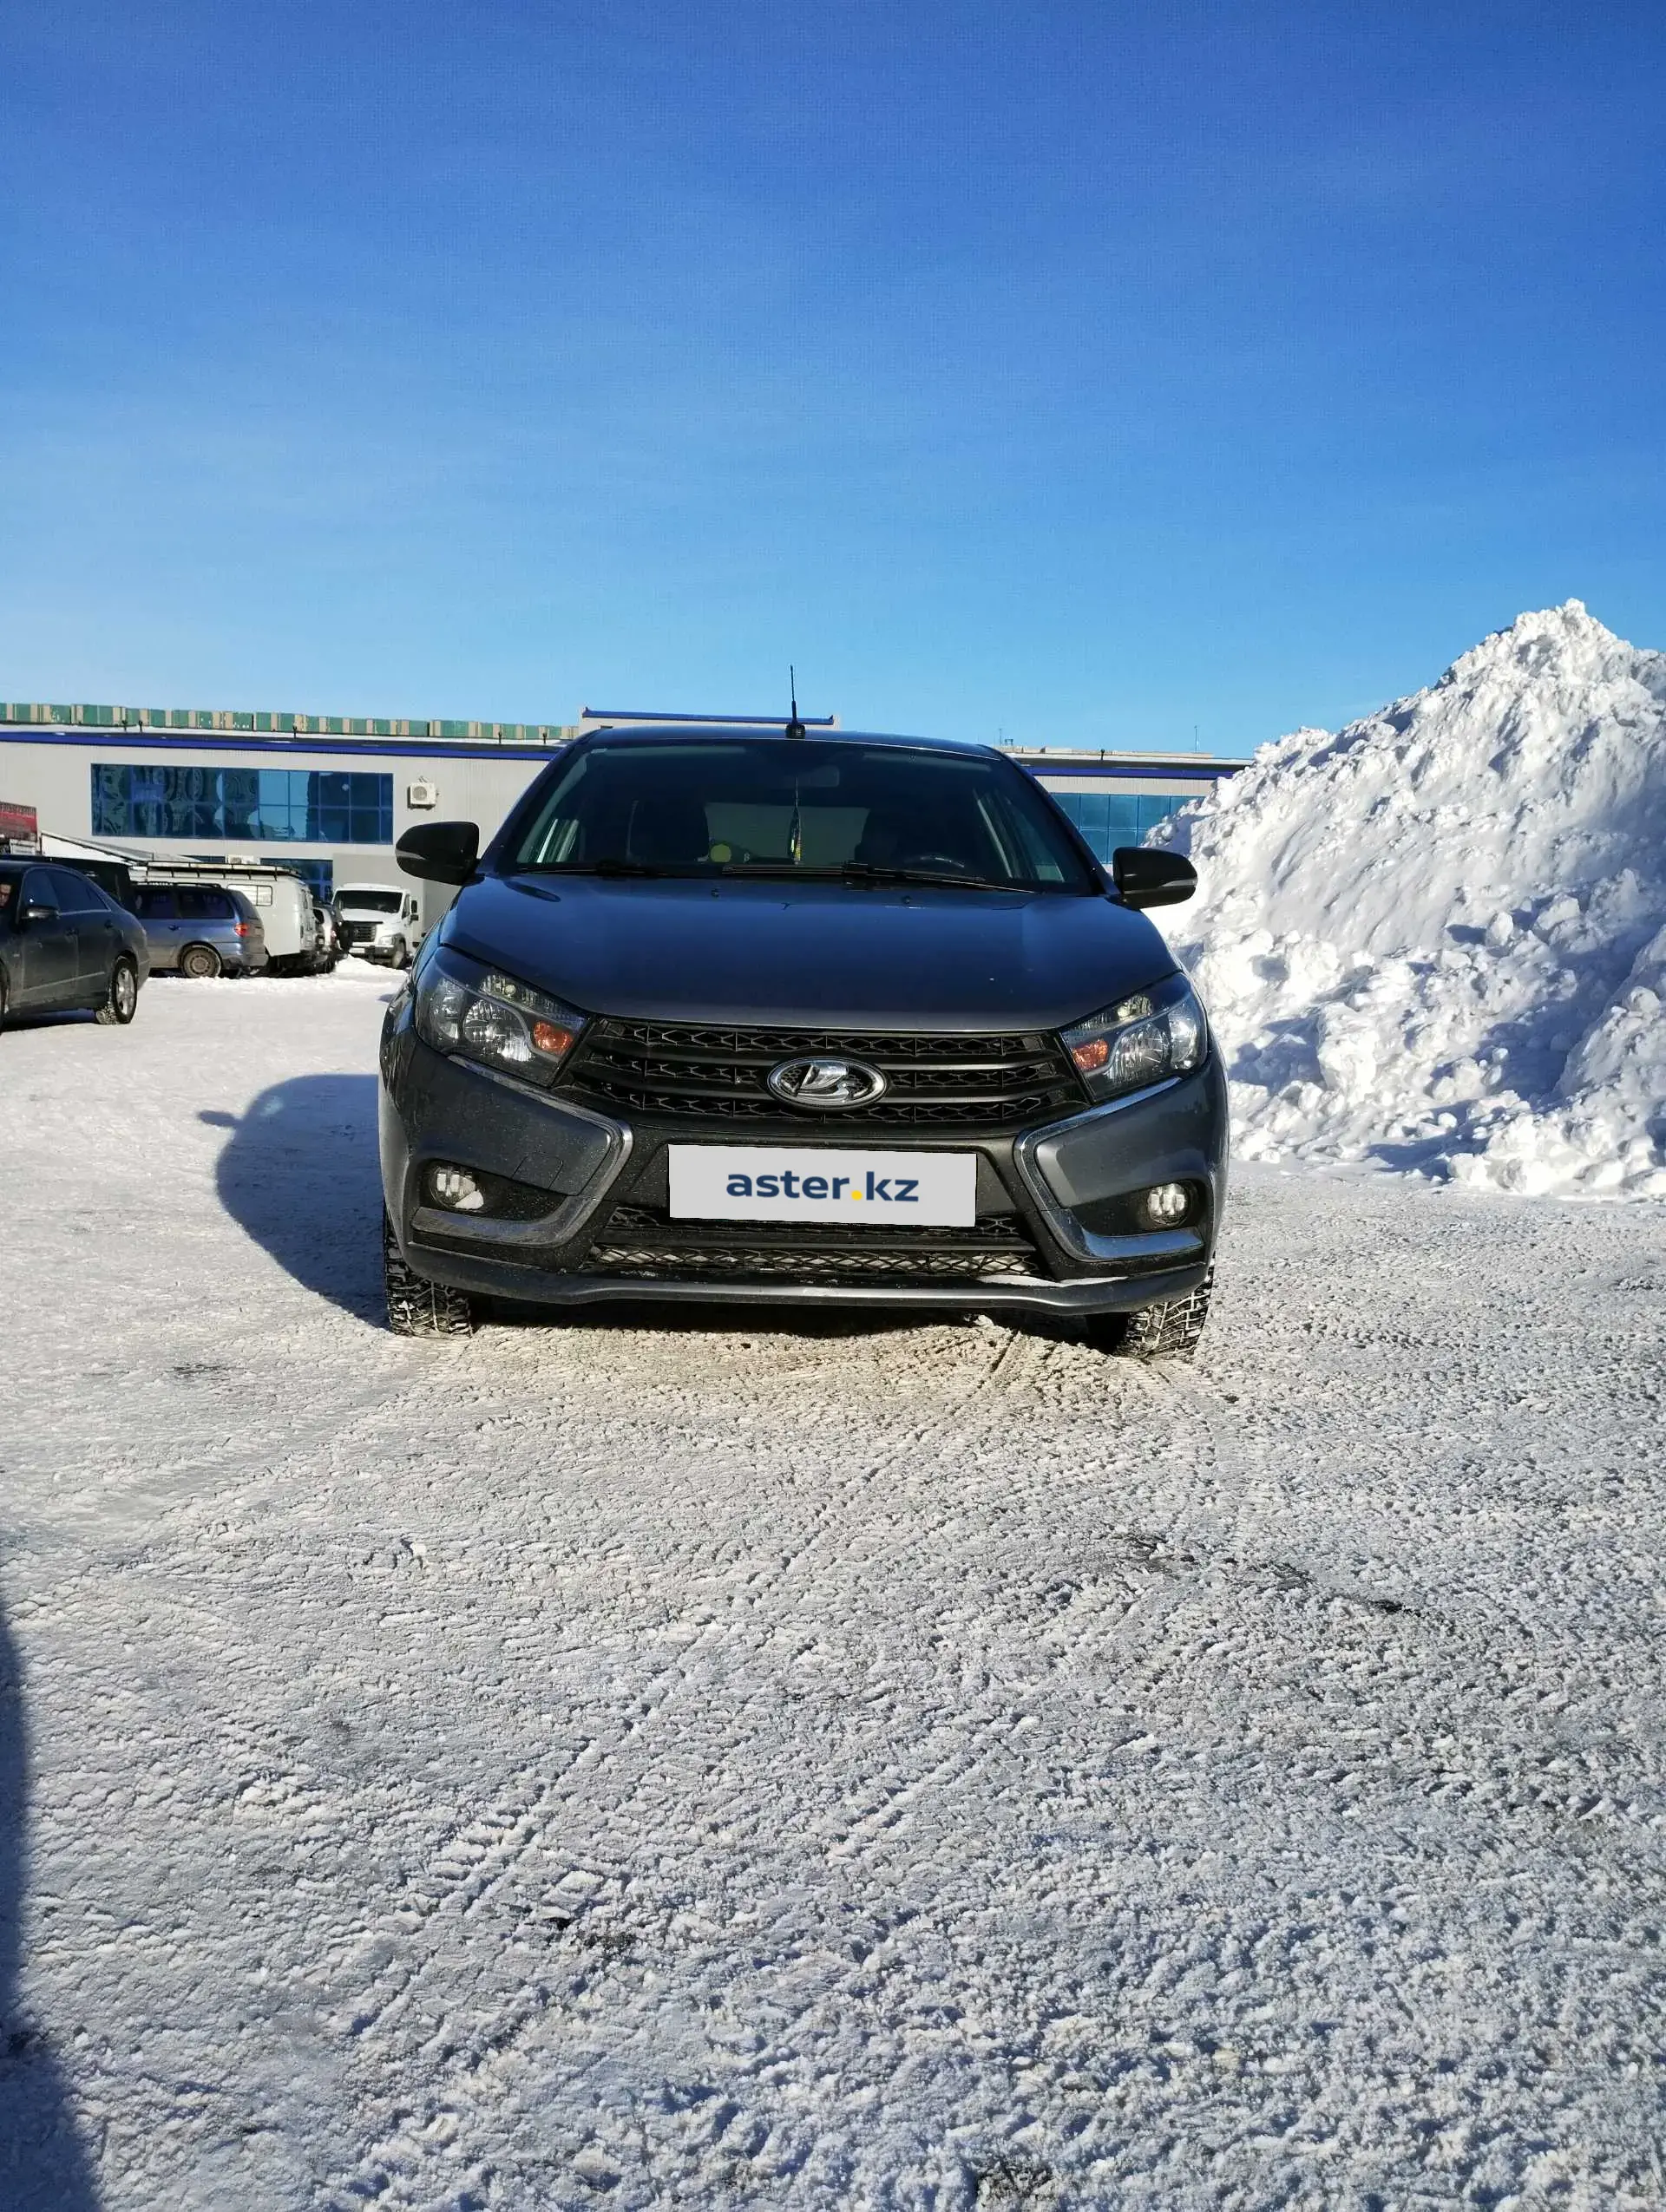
[333,881,423,967]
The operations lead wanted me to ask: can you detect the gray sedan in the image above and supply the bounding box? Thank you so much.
[0,861,150,1026]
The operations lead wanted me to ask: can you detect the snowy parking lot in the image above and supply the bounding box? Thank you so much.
[2,970,1663,2209]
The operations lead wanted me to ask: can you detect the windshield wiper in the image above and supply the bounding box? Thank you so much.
[717,861,1021,892]
[836,861,1022,893]
[520,858,1034,891]
[519,858,679,877]
[717,862,843,879]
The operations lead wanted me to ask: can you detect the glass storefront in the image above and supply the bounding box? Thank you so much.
[92,764,393,845]
[1046,789,1191,860]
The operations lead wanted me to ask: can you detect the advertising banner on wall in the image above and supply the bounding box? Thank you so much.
[0,798,40,850]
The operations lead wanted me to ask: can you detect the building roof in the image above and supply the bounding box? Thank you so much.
[0,702,1247,774]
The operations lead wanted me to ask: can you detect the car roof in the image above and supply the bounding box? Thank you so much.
[574,723,1002,761]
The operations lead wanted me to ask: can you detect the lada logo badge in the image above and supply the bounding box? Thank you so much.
[766,1056,889,1110]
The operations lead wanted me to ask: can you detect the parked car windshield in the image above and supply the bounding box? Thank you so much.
[508,740,1098,892]
[338,888,403,913]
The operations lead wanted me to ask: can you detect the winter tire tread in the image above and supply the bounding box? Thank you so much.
[384,1213,475,1337]
[1091,1268,1213,1360]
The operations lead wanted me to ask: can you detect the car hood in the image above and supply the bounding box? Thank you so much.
[443,874,1183,1031]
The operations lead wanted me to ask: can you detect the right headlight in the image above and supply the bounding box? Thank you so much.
[413,944,587,1089]
[1059,971,1208,1103]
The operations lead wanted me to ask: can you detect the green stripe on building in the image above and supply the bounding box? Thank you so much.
[1,700,574,745]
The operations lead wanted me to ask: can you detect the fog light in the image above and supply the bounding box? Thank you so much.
[1143,1181,1190,1226]
[427,1163,485,1213]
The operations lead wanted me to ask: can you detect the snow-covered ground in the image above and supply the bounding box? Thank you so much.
[2,972,1663,2209]
[1161,603,1666,1198]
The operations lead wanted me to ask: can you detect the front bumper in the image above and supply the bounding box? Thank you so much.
[338,920,405,961]
[378,1006,1229,1315]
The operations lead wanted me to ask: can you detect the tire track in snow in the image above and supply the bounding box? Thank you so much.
[10,969,1665,2210]
[318,1757,600,2210]
[314,1603,753,2208]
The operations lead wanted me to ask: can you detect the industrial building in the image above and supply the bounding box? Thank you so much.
[0,699,1243,917]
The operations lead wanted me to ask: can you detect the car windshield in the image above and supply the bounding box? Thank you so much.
[338,888,403,913]
[508,740,1097,893]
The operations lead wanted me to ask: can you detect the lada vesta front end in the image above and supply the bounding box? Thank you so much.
[378,726,1227,1357]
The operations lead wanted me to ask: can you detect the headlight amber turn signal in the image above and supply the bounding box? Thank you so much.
[414,946,588,1088]
[1059,972,1208,1103]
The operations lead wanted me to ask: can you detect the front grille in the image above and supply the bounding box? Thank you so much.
[583,1201,1048,1283]
[587,1245,1046,1283]
[561,1021,1083,1129]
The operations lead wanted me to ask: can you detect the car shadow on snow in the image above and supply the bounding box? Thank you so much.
[0,1601,102,2209]
[203,1074,384,1322]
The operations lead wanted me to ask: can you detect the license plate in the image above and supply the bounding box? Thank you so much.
[668,1145,976,1227]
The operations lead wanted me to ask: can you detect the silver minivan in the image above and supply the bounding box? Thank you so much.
[132,881,268,977]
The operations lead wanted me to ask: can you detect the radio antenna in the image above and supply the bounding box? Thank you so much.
[785,664,806,741]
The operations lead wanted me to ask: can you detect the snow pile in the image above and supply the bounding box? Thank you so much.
[1159,602,1666,1195]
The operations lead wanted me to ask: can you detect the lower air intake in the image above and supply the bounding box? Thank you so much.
[585,1243,1046,1283]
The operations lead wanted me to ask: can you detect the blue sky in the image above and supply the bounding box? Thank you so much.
[1,1,1662,753]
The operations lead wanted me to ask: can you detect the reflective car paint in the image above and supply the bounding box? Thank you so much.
[443,871,1181,1032]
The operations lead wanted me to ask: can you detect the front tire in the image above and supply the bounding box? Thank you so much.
[95,958,139,1025]
[179,943,222,980]
[1086,1270,1213,1361]
[384,1212,475,1337]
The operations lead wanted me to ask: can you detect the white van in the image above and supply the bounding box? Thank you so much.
[335,881,423,966]
[226,870,320,972]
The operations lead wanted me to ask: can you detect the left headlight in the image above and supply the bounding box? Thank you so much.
[1059,971,1208,1103]
[413,945,587,1088]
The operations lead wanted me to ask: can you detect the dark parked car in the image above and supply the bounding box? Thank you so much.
[379,725,1226,1355]
[131,881,267,977]
[0,861,149,1027]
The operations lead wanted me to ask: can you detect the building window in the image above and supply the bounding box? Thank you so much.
[1046,790,1192,861]
[286,859,335,902]
[91,764,393,845]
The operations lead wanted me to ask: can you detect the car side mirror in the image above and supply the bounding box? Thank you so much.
[397,821,480,886]
[1110,847,1197,908]
[21,900,54,926]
